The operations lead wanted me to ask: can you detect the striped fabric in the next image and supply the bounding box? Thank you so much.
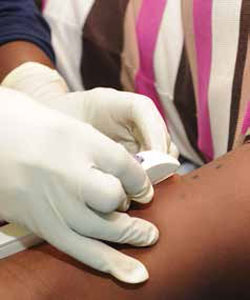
[135,0,167,119]
[43,0,250,164]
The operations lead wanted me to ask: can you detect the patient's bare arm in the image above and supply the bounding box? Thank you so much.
[0,41,54,82]
[0,144,250,299]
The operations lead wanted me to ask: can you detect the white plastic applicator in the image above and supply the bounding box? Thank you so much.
[136,151,180,185]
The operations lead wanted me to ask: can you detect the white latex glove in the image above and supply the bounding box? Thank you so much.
[0,87,158,284]
[2,62,179,157]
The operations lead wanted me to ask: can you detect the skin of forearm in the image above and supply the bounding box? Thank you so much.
[125,142,250,298]
[0,41,54,82]
[0,144,250,299]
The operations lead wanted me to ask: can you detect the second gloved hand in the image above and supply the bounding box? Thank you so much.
[2,62,179,157]
[0,88,158,284]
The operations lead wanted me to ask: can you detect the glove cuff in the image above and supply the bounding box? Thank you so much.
[1,62,69,102]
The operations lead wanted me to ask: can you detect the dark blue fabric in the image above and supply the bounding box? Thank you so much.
[0,0,55,62]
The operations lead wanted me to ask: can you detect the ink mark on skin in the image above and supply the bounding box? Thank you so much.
[191,174,199,180]
[215,164,223,169]
[180,193,187,200]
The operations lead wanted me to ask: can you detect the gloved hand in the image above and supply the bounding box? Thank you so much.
[2,62,179,157]
[0,87,158,284]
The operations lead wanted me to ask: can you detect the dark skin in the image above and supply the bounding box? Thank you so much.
[1,41,250,299]
[0,41,54,81]
[0,144,250,299]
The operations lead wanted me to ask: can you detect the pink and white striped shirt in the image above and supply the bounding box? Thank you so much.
[43,0,250,165]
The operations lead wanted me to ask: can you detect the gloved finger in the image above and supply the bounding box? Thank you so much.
[34,200,150,284]
[80,167,128,214]
[59,197,159,246]
[82,89,170,154]
[94,138,154,204]
[129,93,170,153]
[117,198,131,212]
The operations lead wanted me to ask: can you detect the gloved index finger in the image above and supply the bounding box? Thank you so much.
[94,139,154,204]
[30,194,149,284]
